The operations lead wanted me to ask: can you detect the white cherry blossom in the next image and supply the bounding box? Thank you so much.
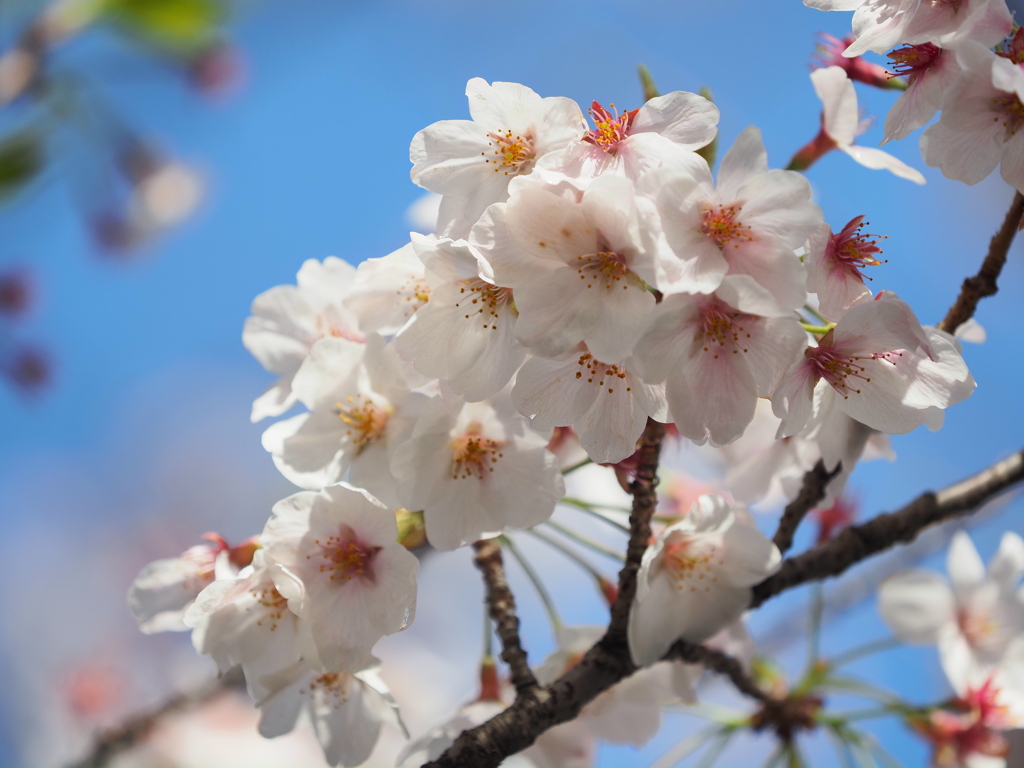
[243,257,365,422]
[639,126,819,309]
[261,483,419,673]
[808,67,926,183]
[903,0,1012,50]
[634,275,806,447]
[628,494,781,665]
[539,92,719,182]
[394,234,524,402]
[184,550,309,700]
[390,394,564,551]
[878,531,1024,696]
[410,78,587,238]
[258,661,402,767]
[261,334,424,506]
[921,43,1024,194]
[805,216,886,320]
[511,345,667,464]
[471,174,658,363]
[804,0,919,58]
[344,242,430,336]
[772,292,975,437]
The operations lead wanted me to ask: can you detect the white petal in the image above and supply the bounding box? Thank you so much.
[632,91,720,150]
[839,145,926,184]
[812,67,859,146]
[877,570,956,644]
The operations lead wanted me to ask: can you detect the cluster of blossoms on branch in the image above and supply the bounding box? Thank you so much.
[120,2,1024,766]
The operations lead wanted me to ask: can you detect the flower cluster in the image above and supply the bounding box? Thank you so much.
[127,71,981,767]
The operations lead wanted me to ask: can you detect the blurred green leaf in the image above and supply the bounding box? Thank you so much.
[99,0,223,50]
[0,131,43,202]
[638,64,661,102]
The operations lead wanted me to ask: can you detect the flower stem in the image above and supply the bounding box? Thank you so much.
[800,323,834,335]
[560,496,631,531]
[500,535,563,633]
[828,636,901,668]
[524,527,608,584]
[541,519,626,561]
[562,457,593,474]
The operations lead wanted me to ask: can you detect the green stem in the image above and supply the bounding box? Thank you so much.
[828,636,901,669]
[562,458,593,474]
[542,520,626,561]
[806,583,825,671]
[559,499,631,532]
[800,323,834,335]
[562,495,632,515]
[500,535,563,633]
[803,304,829,324]
[650,724,725,768]
[525,527,608,583]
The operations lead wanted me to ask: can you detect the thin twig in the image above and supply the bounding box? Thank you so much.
[666,640,771,703]
[772,460,841,554]
[67,668,243,768]
[472,539,539,696]
[752,449,1024,608]
[938,190,1024,334]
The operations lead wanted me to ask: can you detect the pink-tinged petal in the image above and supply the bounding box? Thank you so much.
[291,337,365,409]
[716,274,791,317]
[878,570,957,644]
[991,54,1024,102]
[905,0,1012,48]
[470,202,538,288]
[724,235,808,311]
[721,520,782,587]
[628,571,691,665]
[812,67,859,146]
[410,119,494,194]
[262,410,348,490]
[576,378,655,463]
[251,376,298,422]
[832,356,932,433]
[772,361,819,437]
[988,533,1024,591]
[632,294,702,384]
[716,126,769,202]
[832,294,929,356]
[839,145,927,184]
[665,351,758,447]
[948,530,987,591]
[846,0,919,57]
[897,329,975,410]
[243,286,316,374]
[745,316,809,396]
[632,91,720,149]
[435,173,512,240]
[882,51,960,145]
[921,119,1003,186]
[511,353,600,432]
[734,170,822,250]
[505,180,595,264]
[534,98,589,154]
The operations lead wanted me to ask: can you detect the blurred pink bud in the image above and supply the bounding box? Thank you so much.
[63,664,124,719]
[0,269,33,318]
[188,43,246,97]
[812,34,903,90]
[813,495,857,544]
[3,345,49,393]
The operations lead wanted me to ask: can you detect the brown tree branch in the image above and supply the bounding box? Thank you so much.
[751,449,1024,608]
[473,538,538,695]
[772,460,842,555]
[67,667,243,768]
[427,448,1024,768]
[938,191,1024,334]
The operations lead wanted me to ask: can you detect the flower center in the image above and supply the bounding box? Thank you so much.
[700,203,753,248]
[306,672,353,705]
[575,251,633,290]
[451,425,505,479]
[697,304,751,359]
[314,310,365,344]
[582,102,638,153]
[456,280,515,330]
[958,607,1001,649]
[314,525,381,583]
[573,352,631,395]
[805,338,903,398]
[485,130,535,175]
[336,395,391,449]
[830,215,887,280]
[661,533,722,593]
[887,43,941,84]
[252,584,289,631]
[992,93,1024,138]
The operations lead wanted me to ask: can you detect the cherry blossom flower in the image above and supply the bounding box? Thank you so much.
[538,92,719,182]
[261,483,419,673]
[910,678,1016,768]
[243,257,365,422]
[805,216,887,320]
[511,344,667,464]
[184,550,309,700]
[344,242,430,336]
[633,275,807,446]
[394,234,524,402]
[772,293,975,437]
[129,534,256,633]
[628,494,781,665]
[258,661,403,767]
[793,67,926,184]
[390,394,564,551]
[471,174,658,363]
[804,0,919,58]
[410,78,587,238]
[261,334,424,506]
[883,44,962,144]
[639,126,819,309]
[921,43,1024,194]
[879,531,1024,696]
[535,625,699,746]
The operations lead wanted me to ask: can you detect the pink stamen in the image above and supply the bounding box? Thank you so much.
[582,101,639,153]
[829,215,888,282]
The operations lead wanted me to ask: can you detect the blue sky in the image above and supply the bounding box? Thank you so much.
[0,0,1022,765]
